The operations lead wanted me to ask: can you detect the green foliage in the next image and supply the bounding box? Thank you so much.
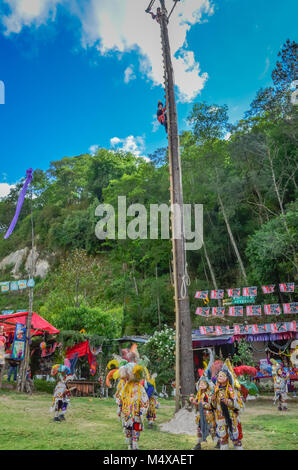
[33,379,56,394]
[232,339,254,367]
[144,326,175,386]
[52,306,123,339]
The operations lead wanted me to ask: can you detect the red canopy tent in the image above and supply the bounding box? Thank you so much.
[0,311,59,336]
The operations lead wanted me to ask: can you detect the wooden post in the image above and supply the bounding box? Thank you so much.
[17,189,35,392]
[158,1,195,410]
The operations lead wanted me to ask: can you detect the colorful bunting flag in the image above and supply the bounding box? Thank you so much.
[246,305,262,316]
[228,306,243,316]
[262,285,275,294]
[264,304,281,315]
[195,307,210,317]
[27,278,35,288]
[288,321,296,332]
[215,326,223,336]
[212,307,225,317]
[227,288,241,297]
[279,283,295,293]
[233,325,241,334]
[250,324,259,334]
[10,281,19,291]
[195,290,208,300]
[199,326,215,335]
[270,323,278,333]
[0,282,10,292]
[18,280,27,290]
[243,286,257,296]
[210,289,224,299]
[283,302,298,314]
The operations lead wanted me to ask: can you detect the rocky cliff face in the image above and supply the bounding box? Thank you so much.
[0,247,50,279]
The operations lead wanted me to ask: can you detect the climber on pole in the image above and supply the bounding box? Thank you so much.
[157,100,168,133]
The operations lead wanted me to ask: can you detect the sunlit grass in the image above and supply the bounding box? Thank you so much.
[0,390,297,450]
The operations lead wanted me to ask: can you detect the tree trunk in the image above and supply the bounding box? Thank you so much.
[155,265,161,329]
[203,242,222,307]
[217,192,248,283]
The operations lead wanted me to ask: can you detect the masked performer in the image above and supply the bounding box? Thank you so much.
[144,372,159,427]
[118,361,149,450]
[272,360,290,411]
[106,358,128,420]
[50,364,75,422]
[190,349,219,450]
[212,359,244,450]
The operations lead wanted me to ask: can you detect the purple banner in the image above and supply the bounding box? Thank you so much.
[4,168,33,239]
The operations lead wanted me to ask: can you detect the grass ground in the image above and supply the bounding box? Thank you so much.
[0,389,297,450]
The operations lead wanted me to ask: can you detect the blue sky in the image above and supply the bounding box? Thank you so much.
[0,0,297,193]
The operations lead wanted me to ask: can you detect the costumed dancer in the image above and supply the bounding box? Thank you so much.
[157,101,168,133]
[211,359,244,450]
[272,359,290,411]
[118,361,149,450]
[106,358,128,420]
[190,349,219,450]
[50,364,75,422]
[144,372,159,427]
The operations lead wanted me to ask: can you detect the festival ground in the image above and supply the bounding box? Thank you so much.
[0,391,297,451]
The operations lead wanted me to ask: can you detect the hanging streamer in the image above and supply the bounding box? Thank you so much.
[4,168,33,239]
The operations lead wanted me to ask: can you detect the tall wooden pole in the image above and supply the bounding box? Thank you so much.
[157,0,195,410]
[17,188,34,392]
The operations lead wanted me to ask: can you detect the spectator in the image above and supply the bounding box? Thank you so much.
[7,359,18,382]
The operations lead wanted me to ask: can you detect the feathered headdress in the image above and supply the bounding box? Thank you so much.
[196,349,215,391]
[271,358,283,376]
[51,364,71,379]
[220,358,241,390]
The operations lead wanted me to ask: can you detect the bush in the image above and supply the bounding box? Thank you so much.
[33,379,56,394]
[143,325,175,388]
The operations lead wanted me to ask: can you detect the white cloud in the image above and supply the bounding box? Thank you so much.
[110,135,150,162]
[224,132,231,141]
[0,183,15,198]
[152,114,160,133]
[110,137,121,146]
[88,144,99,155]
[124,65,136,84]
[1,0,214,102]
[2,0,61,34]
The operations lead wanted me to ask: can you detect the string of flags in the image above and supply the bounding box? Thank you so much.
[195,282,295,300]
[195,302,298,317]
[197,321,296,337]
[1,310,26,315]
[0,279,35,292]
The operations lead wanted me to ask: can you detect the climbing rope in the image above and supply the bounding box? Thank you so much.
[180,262,190,299]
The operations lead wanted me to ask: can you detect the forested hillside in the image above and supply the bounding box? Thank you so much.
[0,40,297,337]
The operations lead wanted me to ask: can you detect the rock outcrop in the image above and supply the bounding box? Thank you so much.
[0,247,51,279]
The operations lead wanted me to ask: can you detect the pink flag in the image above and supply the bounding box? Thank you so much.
[261,285,275,294]
[288,321,296,332]
[195,290,208,299]
[228,306,243,316]
[227,288,241,297]
[210,289,224,299]
[215,326,223,336]
[264,304,281,315]
[283,303,298,314]
[195,307,210,317]
[212,307,225,317]
[243,286,257,296]
[246,305,262,316]
[279,283,295,293]
[233,325,241,334]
